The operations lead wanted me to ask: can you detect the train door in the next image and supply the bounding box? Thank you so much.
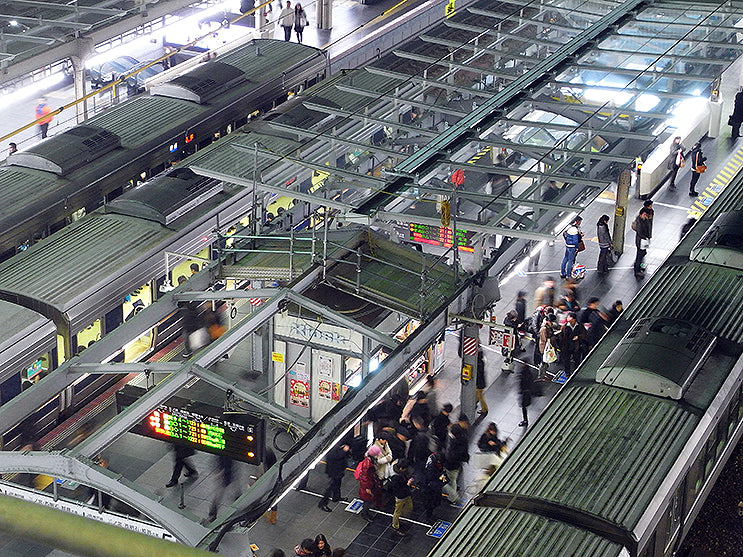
[122,282,155,362]
[75,320,101,355]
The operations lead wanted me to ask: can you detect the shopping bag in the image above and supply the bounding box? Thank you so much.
[571,263,586,279]
[543,340,558,364]
[696,165,707,173]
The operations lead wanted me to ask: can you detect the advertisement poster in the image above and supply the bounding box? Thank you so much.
[318,355,333,378]
[318,380,332,399]
[289,364,309,408]
[331,382,341,401]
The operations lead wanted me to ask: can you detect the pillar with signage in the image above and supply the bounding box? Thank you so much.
[459,325,479,421]
[613,169,631,255]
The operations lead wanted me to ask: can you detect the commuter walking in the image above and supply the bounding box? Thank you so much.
[421,450,446,519]
[474,349,488,416]
[388,460,413,536]
[687,142,706,197]
[34,97,53,139]
[318,443,350,512]
[294,4,308,43]
[430,402,452,449]
[533,277,555,308]
[560,216,583,279]
[730,88,743,139]
[632,208,652,278]
[667,136,685,190]
[441,424,469,503]
[477,422,506,455]
[596,214,613,276]
[518,364,534,427]
[208,455,237,521]
[165,444,198,488]
[537,313,558,381]
[279,0,294,41]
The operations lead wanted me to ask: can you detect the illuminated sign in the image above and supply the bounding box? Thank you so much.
[118,388,264,464]
[184,132,195,144]
[408,223,475,251]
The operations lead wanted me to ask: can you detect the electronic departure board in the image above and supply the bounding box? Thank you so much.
[118,387,264,465]
[408,223,475,251]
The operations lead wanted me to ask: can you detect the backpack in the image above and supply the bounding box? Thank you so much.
[525,306,545,336]
[354,457,368,480]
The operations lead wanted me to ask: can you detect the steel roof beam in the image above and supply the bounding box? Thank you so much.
[476,137,635,164]
[614,30,743,49]
[418,35,540,66]
[595,46,728,65]
[396,0,649,175]
[10,0,126,16]
[67,362,184,375]
[568,63,716,82]
[467,7,599,35]
[436,158,612,188]
[188,167,353,212]
[529,97,671,121]
[391,50,520,81]
[263,120,406,158]
[0,14,91,28]
[302,101,440,138]
[374,211,554,241]
[0,33,57,44]
[365,66,496,96]
[412,184,585,212]
[231,143,387,187]
[550,80,708,101]
[333,84,472,118]
[442,19,566,49]
[495,116,655,140]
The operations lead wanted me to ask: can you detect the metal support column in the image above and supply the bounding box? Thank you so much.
[613,169,631,256]
[459,325,479,422]
[317,0,332,30]
[70,56,88,123]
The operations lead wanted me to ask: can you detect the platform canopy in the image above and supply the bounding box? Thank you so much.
[187,0,743,257]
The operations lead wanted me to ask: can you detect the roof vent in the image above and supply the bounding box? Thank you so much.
[6,126,121,175]
[106,168,223,225]
[596,318,716,400]
[690,211,743,269]
[151,62,247,104]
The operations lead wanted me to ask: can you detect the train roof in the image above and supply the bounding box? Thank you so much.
[0,301,55,379]
[431,507,625,557]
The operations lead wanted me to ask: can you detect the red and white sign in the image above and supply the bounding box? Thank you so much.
[489,329,515,350]
[462,336,479,356]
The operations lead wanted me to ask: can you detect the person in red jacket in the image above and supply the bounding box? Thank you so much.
[357,445,383,521]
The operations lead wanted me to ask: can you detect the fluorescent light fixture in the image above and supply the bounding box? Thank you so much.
[635,93,660,112]
[583,87,633,107]
[9,20,19,27]
[499,238,551,287]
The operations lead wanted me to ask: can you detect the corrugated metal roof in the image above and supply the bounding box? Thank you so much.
[0,213,165,308]
[0,166,60,212]
[487,384,696,530]
[624,263,743,345]
[219,39,323,81]
[0,300,52,352]
[430,507,623,557]
[88,95,198,148]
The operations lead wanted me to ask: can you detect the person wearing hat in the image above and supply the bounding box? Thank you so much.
[357,445,383,520]
[560,216,583,279]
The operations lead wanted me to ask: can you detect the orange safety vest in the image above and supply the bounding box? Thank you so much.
[35,103,53,125]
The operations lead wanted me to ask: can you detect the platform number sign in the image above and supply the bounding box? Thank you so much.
[445,0,456,18]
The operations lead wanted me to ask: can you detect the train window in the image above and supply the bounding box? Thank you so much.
[684,449,705,514]
[716,411,729,458]
[704,432,717,477]
[738,383,743,422]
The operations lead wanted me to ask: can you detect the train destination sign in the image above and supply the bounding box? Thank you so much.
[408,222,475,251]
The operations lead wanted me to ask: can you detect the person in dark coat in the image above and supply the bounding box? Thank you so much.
[579,297,605,350]
[166,444,198,487]
[477,422,505,453]
[409,417,434,480]
[381,427,407,462]
[387,459,413,535]
[558,312,587,378]
[408,390,431,427]
[632,208,653,278]
[421,450,446,519]
[731,88,743,139]
[518,364,534,427]
[442,424,469,502]
[318,443,350,512]
[596,214,612,275]
[475,349,488,416]
[687,142,706,197]
[430,403,452,448]
[607,300,623,325]
[208,455,237,521]
[365,395,403,437]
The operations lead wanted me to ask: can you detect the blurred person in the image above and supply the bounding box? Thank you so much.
[430,402,452,449]
[165,444,198,488]
[208,455,237,521]
[730,87,743,139]
[442,423,469,503]
[34,97,53,139]
[388,460,413,535]
[558,312,587,378]
[421,374,438,415]
[475,349,488,416]
[533,277,555,308]
[667,136,685,191]
[606,300,623,325]
[421,450,446,519]
[518,363,534,427]
[318,443,350,511]
[537,313,558,381]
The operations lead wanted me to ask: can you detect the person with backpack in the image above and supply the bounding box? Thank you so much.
[355,445,383,521]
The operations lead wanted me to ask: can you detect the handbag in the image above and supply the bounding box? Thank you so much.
[640,238,651,250]
[543,339,558,364]
[729,115,735,126]
[577,239,586,252]
[696,164,707,173]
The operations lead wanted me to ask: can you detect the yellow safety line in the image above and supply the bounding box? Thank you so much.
[688,143,743,218]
